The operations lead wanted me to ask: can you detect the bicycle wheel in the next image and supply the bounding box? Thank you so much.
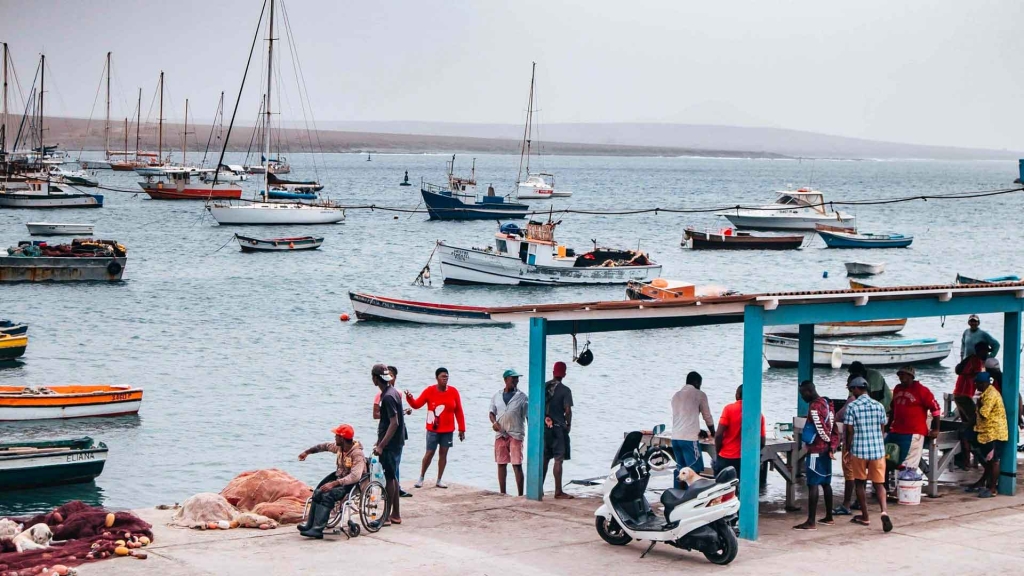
[360,480,388,533]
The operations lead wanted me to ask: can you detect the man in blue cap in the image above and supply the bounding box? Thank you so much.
[489,368,529,495]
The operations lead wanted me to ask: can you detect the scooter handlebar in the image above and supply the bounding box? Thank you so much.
[645,446,676,471]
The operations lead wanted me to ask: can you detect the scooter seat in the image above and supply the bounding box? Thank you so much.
[661,478,716,519]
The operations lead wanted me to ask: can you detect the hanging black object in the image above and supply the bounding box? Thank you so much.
[572,330,593,367]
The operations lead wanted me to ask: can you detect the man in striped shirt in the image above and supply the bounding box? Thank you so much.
[843,376,893,533]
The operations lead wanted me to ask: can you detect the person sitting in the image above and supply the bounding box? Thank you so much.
[297,423,366,539]
[954,342,990,468]
[885,366,940,491]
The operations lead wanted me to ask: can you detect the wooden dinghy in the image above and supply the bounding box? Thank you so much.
[764,336,952,368]
[235,234,324,252]
[0,437,108,489]
[0,384,143,421]
[683,227,805,250]
[349,291,510,326]
[0,333,28,361]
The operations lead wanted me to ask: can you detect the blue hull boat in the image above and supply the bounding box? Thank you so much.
[267,190,318,200]
[421,186,529,221]
[956,274,1021,285]
[817,226,913,249]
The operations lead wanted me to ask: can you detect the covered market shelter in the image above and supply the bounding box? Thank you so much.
[489,281,1024,541]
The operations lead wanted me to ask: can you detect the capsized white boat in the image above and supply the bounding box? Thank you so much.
[26,222,95,236]
[763,336,952,368]
[437,221,661,286]
[715,189,855,230]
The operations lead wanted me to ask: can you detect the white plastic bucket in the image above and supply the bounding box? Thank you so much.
[897,479,924,505]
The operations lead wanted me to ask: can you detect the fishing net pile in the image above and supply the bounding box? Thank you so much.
[220,469,312,524]
[169,493,279,530]
[6,239,127,258]
[0,501,154,575]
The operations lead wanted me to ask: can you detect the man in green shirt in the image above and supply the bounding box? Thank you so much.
[849,362,892,412]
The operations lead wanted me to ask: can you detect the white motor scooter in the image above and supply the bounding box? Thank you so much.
[594,431,741,565]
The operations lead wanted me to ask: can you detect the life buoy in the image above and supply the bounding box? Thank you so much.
[107,261,123,275]
[289,242,295,249]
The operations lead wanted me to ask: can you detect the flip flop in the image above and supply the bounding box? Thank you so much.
[964,486,979,493]
[554,493,575,500]
[832,506,852,516]
[881,514,893,533]
[851,517,870,526]
[390,516,403,524]
[792,523,817,531]
[818,518,835,526]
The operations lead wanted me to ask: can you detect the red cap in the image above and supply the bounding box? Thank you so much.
[553,361,567,378]
[332,424,355,440]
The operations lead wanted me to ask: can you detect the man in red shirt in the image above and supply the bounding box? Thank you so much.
[713,385,766,480]
[954,342,990,467]
[886,366,940,479]
[405,367,466,489]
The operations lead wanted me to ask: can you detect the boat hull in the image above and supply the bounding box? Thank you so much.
[349,291,509,325]
[0,447,108,489]
[0,256,126,282]
[208,203,345,225]
[438,242,662,286]
[235,235,324,252]
[140,182,242,200]
[0,192,103,208]
[718,213,855,231]
[0,385,143,421]
[79,160,111,170]
[764,336,952,368]
[421,189,529,221]
[516,185,572,199]
[26,223,95,236]
[769,319,907,338]
[819,230,913,248]
[0,335,28,360]
[267,190,317,200]
[684,229,804,250]
[845,262,885,276]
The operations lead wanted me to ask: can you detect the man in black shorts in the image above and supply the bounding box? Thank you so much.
[543,361,574,499]
[372,363,406,525]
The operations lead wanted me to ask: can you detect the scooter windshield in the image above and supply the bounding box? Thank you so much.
[612,431,644,467]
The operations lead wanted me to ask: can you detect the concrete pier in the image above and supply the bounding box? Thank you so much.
[80,481,1024,575]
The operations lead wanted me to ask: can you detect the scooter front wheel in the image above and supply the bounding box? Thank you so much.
[702,521,739,565]
[595,516,632,546]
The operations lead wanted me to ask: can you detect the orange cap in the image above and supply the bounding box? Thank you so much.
[332,424,355,440]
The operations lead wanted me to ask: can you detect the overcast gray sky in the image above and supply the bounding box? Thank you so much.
[2,0,1022,150]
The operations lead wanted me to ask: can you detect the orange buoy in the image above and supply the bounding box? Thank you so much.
[288,242,295,249]
[340,313,350,322]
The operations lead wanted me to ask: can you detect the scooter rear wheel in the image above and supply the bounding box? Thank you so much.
[595,516,632,546]
[702,522,739,565]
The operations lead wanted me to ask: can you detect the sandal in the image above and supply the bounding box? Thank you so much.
[881,514,893,533]
[792,522,817,531]
[390,516,403,524]
[851,516,870,526]
[818,518,835,526]
[832,506,852,516]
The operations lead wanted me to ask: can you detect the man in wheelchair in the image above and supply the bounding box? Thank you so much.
[297,423,366,539]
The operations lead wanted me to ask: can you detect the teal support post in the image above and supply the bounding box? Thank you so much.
[797,324,814,416]
[999,311,1020,495]
[526,317,548,501]
[739,305,764,540]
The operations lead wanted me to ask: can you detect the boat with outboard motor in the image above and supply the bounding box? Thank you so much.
[437,221,661,285]
[715,189,855,230]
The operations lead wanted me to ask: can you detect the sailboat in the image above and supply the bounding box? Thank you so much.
[515,63,571,200]
[207,0,344,225]
[137,75,241,200]
[78,52,114,170]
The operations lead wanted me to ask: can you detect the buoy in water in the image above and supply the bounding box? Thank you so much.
[340,313,350,322]
[822,270,829,278]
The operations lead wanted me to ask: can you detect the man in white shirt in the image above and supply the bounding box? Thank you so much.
[670,371,715,488]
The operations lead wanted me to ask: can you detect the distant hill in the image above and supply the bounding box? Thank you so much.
[27,117,787,159]
[314,121,1023,161]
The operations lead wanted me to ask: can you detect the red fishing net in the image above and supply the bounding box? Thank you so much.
[0,501,153,575]
[220,468,312,524]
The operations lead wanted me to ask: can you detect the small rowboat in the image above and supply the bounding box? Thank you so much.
[0,334,28,361]
[235,234,324,252]
[816,224,913,249]
[0,320,28,337]
[26,222,95,236]
[849,279,876,289]
[0,437,108,489]
[683,227,805,250]
[763,336,952,368]
[267,190,318,200]
[955,274,1021,285]
[769,319,907,338]
[348,291,510,325]
[845,262,885,276]
[0,385,143,421]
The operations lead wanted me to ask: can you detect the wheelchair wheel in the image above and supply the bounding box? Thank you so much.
[360,480,388,533]
[347,520,360,538]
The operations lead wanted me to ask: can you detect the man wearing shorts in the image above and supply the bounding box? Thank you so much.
[794,380,840,530]
[968,372,1008,498]
[886,366,940,488]
[954,341,990,467]
[372,363,406,525]
[543,361,574,499]
[405,367,466,489]
[490,369,528,496]
[843,376,893,532]
[670,371,715,489]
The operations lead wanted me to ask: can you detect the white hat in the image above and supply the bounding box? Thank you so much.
[985,357,1001,371]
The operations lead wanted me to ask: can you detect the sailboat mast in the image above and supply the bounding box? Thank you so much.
[158,71,164,164]
[39,54,44,156]
[516,62,536,184]
[1,43,8,156]
[183,98,188,166]
[105,51,111,161]
[124,117,128,160]
[264,0,275,202]
[135,88,141,162]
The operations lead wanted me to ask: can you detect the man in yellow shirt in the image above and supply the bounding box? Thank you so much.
[969,372,1008,499]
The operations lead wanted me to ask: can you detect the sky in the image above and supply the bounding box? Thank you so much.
[2,0,1023,150]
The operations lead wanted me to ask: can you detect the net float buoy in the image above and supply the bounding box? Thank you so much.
[340,313,350,322]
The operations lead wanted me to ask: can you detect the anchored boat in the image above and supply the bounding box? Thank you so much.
[955,274,1021,285]
[816,224,913,248]
[0,320,28,337]
[422,157,529,220]
[0,437,108,490]
[625,279,738,301]
[349,291,510,325]
[768,319,907,338]
[0,384,143,421]
[0,183,104,208]
[0,334,28,361]
[26,222,95,236]
[234,234,323,252]
[763,336,952,368]
[715,189,855,230]
[139,167,242,200]
[438,221,661,285]
[845,262,885,276]
[1,239,127,282]
[683,227,805,250]
[514,64,572,199]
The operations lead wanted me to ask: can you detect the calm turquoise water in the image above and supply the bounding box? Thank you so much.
[1,153,1021,514]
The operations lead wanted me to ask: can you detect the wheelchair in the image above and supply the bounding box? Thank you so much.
[301,471,390,538]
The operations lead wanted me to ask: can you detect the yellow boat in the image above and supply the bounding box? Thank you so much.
[0,334,27,361]
[0,385,143,421]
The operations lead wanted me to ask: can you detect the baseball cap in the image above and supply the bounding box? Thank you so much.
[968,314,980,323]
[553,361,567,378]
[847,376,869,389]
[503,369,521,378]
[371,363,392,382]
[332,423,355,439]
[975,372,991,384]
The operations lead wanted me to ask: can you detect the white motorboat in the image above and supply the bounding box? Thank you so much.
[204,164,249,183]
[26,222,95,236]
[768,319,907,338]
[348,291,510,325]
[0,183,103,208]
[517,173,572,199]
[715,189,855,230]
[207,201,345,225]
[47,165,99,187]
[763,335,952,368]
[845,261,885,276]
[437,221,661,286]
